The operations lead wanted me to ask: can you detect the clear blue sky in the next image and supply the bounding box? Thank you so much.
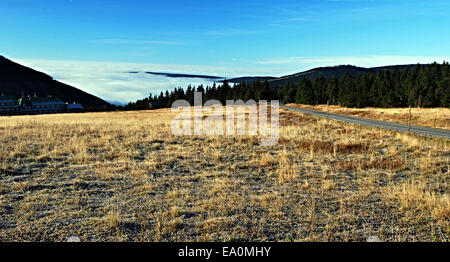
[1,0,449,102]
[2,0,450,66]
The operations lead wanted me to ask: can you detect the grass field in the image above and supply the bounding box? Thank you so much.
[0,108,449,241]
[286,103,450,130]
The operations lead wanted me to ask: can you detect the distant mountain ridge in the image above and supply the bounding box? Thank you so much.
[227,64,428,87]
[0,56,110,109]
[224,76,277,84]
[129,71,224,80]
[129,64,426,89]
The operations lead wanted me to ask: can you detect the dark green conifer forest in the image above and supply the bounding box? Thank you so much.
[125,63,450,110]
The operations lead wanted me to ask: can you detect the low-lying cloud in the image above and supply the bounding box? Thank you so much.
[14,55,450,104]
[15,59,273,104]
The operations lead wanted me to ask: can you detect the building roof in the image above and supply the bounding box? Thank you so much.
[17,96,65,107]
[29,96,65,106]
[32,96,64,103]
[66,103,84,109]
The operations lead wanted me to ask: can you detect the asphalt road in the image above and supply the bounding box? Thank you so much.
[281,105,450,140]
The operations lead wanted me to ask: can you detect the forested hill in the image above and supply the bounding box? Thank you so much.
[125,62,449,110]
[286,62,449,108]
[0,56,110,109]
[265,64,425,88]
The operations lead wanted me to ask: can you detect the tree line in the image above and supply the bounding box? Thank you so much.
[124,62,450,110]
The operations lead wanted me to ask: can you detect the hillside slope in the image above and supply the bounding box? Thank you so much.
[0,56,110,109]
[226,64,425,87]
[267,64,421,88]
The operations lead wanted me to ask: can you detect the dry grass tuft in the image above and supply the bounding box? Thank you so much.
[321,179,336,191]
[291,140,369,155]
[384,180,450,224]
[335,157,407,171]
[278,148,299,184]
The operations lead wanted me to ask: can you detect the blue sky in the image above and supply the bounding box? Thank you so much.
[1,0,450,102]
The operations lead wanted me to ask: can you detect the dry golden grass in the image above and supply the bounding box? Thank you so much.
[287,103,450,130]
[384,180,450,223]
[0,107,449,242]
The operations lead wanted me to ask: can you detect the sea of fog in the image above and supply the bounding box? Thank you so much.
[98,72,226,105]
[16,59,261,105]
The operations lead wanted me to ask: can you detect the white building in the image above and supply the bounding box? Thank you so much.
[0,96,20,115]
[20,96,65,115]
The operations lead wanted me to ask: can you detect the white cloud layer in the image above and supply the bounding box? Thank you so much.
[13,55,450,104]
[15,59,274,104]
